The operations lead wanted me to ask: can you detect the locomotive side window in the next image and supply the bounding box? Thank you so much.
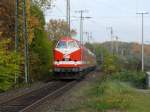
[56,41,67,48]
[68,41,78,48]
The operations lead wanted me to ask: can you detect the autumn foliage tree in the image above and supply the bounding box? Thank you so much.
[0,0,23,91]
[31,0,54,10]
[0,0,55,88]
[0,0,15,40]
[46,19,76,44]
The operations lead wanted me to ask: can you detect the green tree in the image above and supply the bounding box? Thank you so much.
[29,4,53,81]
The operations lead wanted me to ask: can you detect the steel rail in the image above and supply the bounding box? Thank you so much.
[21,81,76,112]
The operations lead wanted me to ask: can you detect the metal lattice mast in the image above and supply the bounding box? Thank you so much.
[15,0,19,83]
[22,0,29,83]
[136,12,149,72]
[66,0,71,36]
[76,10,91,45]
[15,0,19,51]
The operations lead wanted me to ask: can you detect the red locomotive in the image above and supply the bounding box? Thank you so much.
[53,37,96,79]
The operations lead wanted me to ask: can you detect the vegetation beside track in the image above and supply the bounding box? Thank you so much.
[66,71,150,112]
[0,1,53,91]
[0,39,22,92]
[78,79,150,112]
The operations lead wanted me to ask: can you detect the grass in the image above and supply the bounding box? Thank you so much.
[82,80,150,112]
[70,75,150,112]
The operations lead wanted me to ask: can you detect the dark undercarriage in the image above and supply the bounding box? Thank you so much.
[53,66,96,80]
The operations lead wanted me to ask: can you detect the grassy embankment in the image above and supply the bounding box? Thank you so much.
[74,71,150,112]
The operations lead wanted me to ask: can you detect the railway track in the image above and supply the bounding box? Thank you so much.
[0,81,77,112]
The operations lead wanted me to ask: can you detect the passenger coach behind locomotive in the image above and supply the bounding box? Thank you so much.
[53,37,96,78]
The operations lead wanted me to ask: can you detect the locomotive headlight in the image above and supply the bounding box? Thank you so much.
[74,61,78,66]
[55,61,60,65]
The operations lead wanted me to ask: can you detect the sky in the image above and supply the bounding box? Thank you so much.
[45,0,150,43]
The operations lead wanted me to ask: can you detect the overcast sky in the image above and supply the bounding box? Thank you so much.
[45,0,150,43]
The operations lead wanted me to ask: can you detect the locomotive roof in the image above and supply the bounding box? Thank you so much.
[60,37,79,42]
[59,37,85,47]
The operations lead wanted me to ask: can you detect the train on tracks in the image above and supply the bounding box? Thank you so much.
[53,37,97,79]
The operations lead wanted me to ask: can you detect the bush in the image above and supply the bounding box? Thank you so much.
[102,53,121,74]
[0,39,22,91]
[111,70,146,88]
[86,81,135,111]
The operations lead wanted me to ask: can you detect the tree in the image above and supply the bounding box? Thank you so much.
[31,0,54,10]
[46,19,76,44]
[29,4,53,81]
[0,0,15,40]
[0,0,55,86]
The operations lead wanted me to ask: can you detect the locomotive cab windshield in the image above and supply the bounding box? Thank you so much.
[68,41,79,48]
[56,40,79,49]
[56,41,67,48]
